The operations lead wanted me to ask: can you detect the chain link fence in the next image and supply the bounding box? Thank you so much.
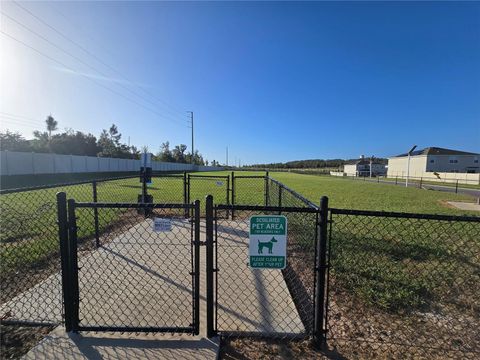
[63,202,200,333]
[0,181,98,325]
[1,171,479,358]
[327,209,480,358]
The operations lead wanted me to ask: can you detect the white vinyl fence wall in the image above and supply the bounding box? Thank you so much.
[0,151,222,176]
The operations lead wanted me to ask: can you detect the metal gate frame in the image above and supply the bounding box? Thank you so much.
[56,192,201,334]
[204,195,330,345]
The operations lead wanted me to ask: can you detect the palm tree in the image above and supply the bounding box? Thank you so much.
[45,115,58,139]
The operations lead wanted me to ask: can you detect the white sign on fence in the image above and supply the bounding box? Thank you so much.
[153,218,172,232]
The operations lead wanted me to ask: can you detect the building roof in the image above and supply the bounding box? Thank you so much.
[394,147,479,158]
[345,159,384,165]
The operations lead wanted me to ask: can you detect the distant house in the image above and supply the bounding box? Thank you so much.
[343,157,386,177]
[388,147,480,176]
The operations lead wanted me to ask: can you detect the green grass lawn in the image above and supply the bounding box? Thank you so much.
[1,170,478,317]
[207,170,478,215]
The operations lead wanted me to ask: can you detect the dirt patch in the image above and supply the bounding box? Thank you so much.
[220,338,344,360]
[0,324,54,359]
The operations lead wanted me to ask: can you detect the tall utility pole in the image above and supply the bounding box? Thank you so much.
[188,111,194,163]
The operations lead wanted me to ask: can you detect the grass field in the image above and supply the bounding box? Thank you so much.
[1,171,477,275]
[1,171,478,356]
[219,171,477,214]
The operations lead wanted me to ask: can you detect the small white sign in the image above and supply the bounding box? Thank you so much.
[153,218,172,232]
[216,181,224,186]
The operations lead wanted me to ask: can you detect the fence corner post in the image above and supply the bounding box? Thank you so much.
[314,196,329,349]
[205,195,215,338]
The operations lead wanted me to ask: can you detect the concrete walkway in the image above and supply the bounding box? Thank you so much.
[18,216,303,359]
[22,327,218,360]
[447,201,480,212]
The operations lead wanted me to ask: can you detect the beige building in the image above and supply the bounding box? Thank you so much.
[343,158,386,177]
[387,147,480,179]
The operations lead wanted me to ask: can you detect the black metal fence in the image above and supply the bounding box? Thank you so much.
[1,171,479,358]
[57,194,201,334]
[0,172,264,327]
[326,209,480,358]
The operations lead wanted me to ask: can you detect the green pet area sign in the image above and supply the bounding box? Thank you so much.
[249,215,287,269]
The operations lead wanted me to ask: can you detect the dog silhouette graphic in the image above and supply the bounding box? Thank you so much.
[258,237,278,254]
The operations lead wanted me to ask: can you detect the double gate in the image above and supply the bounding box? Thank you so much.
[55,191,329,343]
[56,192,201,334]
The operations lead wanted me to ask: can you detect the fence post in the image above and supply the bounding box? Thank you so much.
[395,176,398,185]
[265,171,270,206]
[183,172,188,217]
[455,180,459,194]
[92,181,100,248]
[205,195,215,338]
[314,196,329,348]
[193,200,201,335]
[56,192,73,332]
[419,177,423,188]
[231,171,235,220]
[67,199,79,332]
[278,184,283,215]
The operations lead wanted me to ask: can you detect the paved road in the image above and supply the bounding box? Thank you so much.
[356,177,480,198]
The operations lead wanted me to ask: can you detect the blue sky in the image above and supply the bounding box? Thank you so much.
[1,1,479,164]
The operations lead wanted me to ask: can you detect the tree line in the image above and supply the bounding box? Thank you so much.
[245,157,387,169]
[0,115,214,166]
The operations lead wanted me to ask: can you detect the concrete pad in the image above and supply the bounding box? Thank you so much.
[447,201,480,211]
[11,216,304,359]
[22,327,219,360]
[75,218,194,329]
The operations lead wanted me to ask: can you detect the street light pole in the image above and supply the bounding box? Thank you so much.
[370,155,374,178]
[406,145,417,188]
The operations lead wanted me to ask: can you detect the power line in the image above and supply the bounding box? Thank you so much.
[1,30,188,128]
[0,112,92,134]
[12,1,187,119]
[1,11,187,127]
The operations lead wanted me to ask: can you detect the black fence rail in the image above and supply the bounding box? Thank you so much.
[0,181,97,325]
[2,171,479,359]
[57,197,201,334]
[327,208,480,358]
[0,171,266,327]
[209,204,321,340]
